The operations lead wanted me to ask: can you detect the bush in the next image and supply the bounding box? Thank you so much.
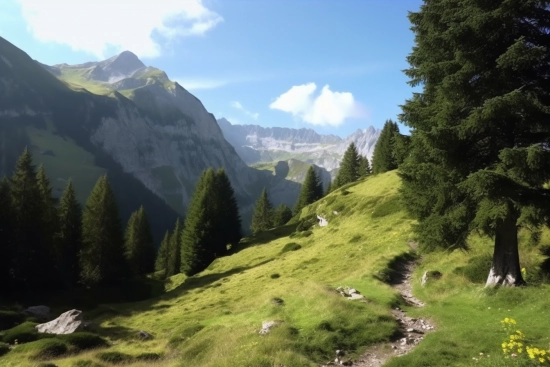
[2,321,40,344]
[0,341,10,357]
[96,351,134,364]
[72,360,105,367]
[28,339,68,360]
[270,273,281,279]
[296,214,317,232]
[0,311,25,331]
[280,242,301,254]
[135,352,162,361]
[57,332,108,351]
[36,363,59,367]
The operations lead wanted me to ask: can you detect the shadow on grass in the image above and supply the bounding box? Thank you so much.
[233,223,299,251]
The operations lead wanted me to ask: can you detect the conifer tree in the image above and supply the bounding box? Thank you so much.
[214,169,242,254]
[155,231,171,277]
[124,206,155,277]
[358,156,372,177]
[36,165,58,283]
[0,178,13,292]
[273,204,293,227]
[371,120,400,174]
[399,0,550,286]
[9,149,48,288]
[250,188,273,234]
[294,166,323,215]
[333,143,360,188]
[56,180,82,286]
[181,169,218,276]
[81,175,125,285]
[166,218,183,277]
[325,180,332,195]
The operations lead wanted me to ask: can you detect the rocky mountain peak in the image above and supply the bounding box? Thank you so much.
[86,50,146,83]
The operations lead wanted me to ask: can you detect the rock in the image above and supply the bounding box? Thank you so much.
[333,211,339,215]
[421,270,442,286]
[22,305,50,320]
[137,330,152,340]
[36,309,87,334]
[259,320,283,335]
[406,328,414,332]
[317,215,328,227]
[336,349,344,356]
[399,337,408,345]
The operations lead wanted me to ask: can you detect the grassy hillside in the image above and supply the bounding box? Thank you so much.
[1,171,549,367]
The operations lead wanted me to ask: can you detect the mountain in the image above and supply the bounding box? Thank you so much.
[217,118,380,173]
[0,37,301,238]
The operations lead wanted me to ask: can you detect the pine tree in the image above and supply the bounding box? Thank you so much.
[333,143,360,188]
[80,175,126,285]
[273,204,293,227]
[155,231,171,277]
[325,180,332,195]
[294,166,323,215]
[399,0,550,286]
[124,206,155,277]
[371,120,400,174]
[358,156,372,177]
[214,169,242,254]
[56,180,82,287]
[36,165,58,284]
[0,178,13,292]
[250,188,273,234]
[166,218,183,277]
[9,149,48,288]
[180,169,218,276]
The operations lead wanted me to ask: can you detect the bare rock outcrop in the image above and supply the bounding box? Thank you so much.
[36,309,88,334]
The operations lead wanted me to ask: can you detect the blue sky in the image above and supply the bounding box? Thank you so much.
[0,0,422,137]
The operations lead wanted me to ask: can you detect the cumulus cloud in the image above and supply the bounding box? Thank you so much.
[16,0,223,58]
[269,83,363,126]
[231,101,259,120]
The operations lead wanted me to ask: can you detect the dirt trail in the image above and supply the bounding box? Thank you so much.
[322,254,435,367]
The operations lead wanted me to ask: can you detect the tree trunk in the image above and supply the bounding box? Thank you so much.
[485,209,525,287]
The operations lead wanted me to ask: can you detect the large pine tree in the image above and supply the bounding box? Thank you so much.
[180,169,218,276]
[36,165,58,284]
[294,166,323,215]
[0,178,13,292]
[371,120,400,174]
[166,218,183,277]
[273,204,293,227]
[56,180,83,287]
[214,169,242,254]
[9,149,49,288]
[124,206,155,277]
[399,0,550,286]
[80,175,126,285]
[155,231,171,277]
[358,156,372,177]
[250,188,273,234]
[333,143,360,188]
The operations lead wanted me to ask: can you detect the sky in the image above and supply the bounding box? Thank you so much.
[0,0,423,138]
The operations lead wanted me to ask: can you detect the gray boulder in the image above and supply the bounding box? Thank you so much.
[36,309,87,334]
[22,305,50,320]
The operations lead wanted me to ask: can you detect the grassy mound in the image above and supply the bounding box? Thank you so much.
[1,321,42,344]
[0,311,26,331]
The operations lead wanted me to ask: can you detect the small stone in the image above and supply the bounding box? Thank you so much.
[336,350,344,356]
[137,330,152,340]
[406,328,414,332]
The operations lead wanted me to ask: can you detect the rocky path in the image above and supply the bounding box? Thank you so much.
[323,256,435,367]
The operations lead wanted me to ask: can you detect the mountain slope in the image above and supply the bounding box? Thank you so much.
[218,118,380,172]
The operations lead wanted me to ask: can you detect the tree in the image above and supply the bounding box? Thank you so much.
[334,143,360,188]
[0,178,13,292]
[358,156,372,177]
[250,188,273,234]
[294,166,323,215]
[80,175,126,285]
[166,218,183,277]
[124,206,155,277]
[399,0,550,286]
[9,149,49,288]
[155,231,170,277]
[181,169,218,276]
[273,204,293,227]
[56,180,82,287]
[36,165,58,284]
[214,169,242,254]
[371,120,400,174]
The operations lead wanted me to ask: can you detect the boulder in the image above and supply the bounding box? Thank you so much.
[137,330,153,340]
[22,305,50,320]
[36,309,87,334]
[317,215,328,227]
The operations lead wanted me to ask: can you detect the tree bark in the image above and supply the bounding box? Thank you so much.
[485,208,525,287]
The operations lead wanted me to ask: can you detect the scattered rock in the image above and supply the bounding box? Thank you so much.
[22,305,50,320]
[259,320,283,335]
[317,215,328,227]
[336,286,368,301]
[36,309,88,334]
[137,330,153,340]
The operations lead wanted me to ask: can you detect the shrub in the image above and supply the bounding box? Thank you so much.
[0,311,25,331]
[296,214,317,232]
[2,321,40,344]
[57,332,108,351]
[36,363,59,367]
[280,242,301,254]
[0,341,10,357]
[28,339,68,360]
[270,273,280,279]
[96,351,134,364]
[135,352,162,361]
[72,360,105,367]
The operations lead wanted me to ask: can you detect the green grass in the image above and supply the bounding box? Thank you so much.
[2,170,549,367]
[55,68,112,95]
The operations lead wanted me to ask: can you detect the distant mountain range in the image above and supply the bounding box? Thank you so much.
[217,118,380,173]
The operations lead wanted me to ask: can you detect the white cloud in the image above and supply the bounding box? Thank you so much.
[269,83,363,126]
[16,0,223,59]
[231,101,259,120]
